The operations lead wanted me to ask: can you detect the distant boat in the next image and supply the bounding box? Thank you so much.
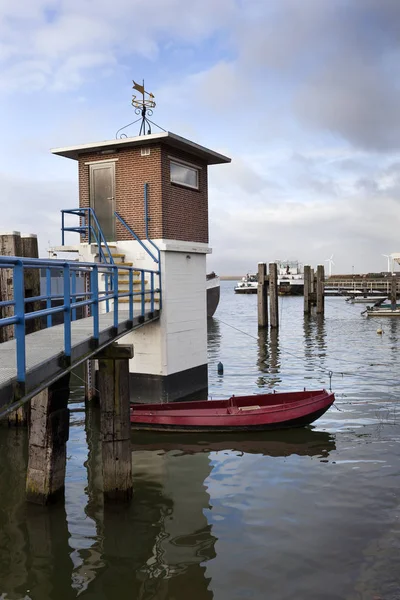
[346,295,387,304]
[130,389,335,432]
[234,274,258,294]
[277,260,304,296]
[206,272,220,317]
[364,306,400,317]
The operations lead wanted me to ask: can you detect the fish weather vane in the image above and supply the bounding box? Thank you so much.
[115,79,166,139]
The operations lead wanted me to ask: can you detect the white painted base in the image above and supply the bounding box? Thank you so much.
[77,239,210,378]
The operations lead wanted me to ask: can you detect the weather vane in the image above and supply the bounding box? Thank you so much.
[115,79,166,139]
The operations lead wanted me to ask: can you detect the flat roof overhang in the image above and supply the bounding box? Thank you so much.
[51,131,231,165]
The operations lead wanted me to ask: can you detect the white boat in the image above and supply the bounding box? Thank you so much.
[277,260,304,296]
[346,295,387,304]
[234,274,258,294]
[364,307,400,317]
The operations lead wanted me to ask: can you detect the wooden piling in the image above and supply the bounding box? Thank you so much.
[257,263,268,328]
[0,232,22,343]
[21,234,41,336]
[0,232,30,425]
[97,344,133,502]
[269,262,279,329]
[304,265,311,314]
[316,265,325,315]
[1,233,41,425]
[310,268,316,307]
[390,275,397,310]
[26,374,70,505]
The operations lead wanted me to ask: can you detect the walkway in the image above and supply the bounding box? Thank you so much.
[0,309,159,416]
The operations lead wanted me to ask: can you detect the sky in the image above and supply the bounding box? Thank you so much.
[2,0,400,275]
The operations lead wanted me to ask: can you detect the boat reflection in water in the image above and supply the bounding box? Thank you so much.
[131,427,336,459]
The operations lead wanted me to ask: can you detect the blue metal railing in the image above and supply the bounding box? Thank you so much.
[61,207,115,265]
[0,256,160,387]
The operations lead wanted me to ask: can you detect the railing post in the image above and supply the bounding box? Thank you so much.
[113,266,118,329]
[88,209,91,244]
[141,270,145,318]
[105,270,110,313]
[46,267,52,328]
[14,261,26,384]
[63,263,71,358]
[91,265,99,342]
[129,268,134,322]
[150,271,154,313]
[71,269,77,321]
[61,211,65,246]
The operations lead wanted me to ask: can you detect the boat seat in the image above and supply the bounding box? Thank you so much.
[237,405,261,411]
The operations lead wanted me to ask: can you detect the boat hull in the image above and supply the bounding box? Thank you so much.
[234,286,258,294]
[130,390,335,432]
[206,276,220,317]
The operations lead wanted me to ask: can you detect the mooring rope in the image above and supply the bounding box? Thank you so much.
[214,317,400,390]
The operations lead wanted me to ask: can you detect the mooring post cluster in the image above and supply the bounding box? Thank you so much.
[304,264,325,315]
[258,262,325,328]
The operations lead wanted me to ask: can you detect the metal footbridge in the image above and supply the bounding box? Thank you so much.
[0,208,161,417]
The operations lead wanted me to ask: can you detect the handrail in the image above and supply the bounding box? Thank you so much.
[61,208,115,265]
[144,183,162,262]
[114,212,159,264]
[0,256,160,389]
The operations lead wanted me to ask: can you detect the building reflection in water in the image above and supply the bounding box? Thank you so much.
[256,327,281,388]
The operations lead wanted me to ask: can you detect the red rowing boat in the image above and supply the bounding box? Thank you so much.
[130,389,335,432]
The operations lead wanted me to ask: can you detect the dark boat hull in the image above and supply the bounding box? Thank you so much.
[207,282,220,317]
[130,390,334,432]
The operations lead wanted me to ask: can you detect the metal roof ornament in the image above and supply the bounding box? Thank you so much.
[115,79,166,139]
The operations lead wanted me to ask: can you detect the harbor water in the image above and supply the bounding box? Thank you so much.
[1,281,400,599]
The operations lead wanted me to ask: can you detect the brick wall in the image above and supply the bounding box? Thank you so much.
[161,146,209,244]
[78,142,209,244]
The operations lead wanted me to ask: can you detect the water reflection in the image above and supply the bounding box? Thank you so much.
[256,328,281,388]
[207,317,221,361]
[0,427,74,600]
[303,315,327,378]
[131,427,336,460]
[83,405,216,599]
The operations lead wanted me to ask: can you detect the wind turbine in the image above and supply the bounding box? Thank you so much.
[325,254,334,277]
[382,254,392,273]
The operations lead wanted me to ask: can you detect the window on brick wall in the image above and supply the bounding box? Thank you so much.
[170,161,199,190]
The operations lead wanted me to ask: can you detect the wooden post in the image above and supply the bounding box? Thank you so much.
[97,344,133,502]
[390,275,397,310]
[0,232,22,343]
[0,232,31,426]
[310,268,316,307]
[257,263,268,328]
[26,374,70,504]
[316,265,325,315]
[21,234,41,335]
[269,262,279,329]
[304,265,311,314]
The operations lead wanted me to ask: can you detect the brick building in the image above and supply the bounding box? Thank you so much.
[52,132,230,402]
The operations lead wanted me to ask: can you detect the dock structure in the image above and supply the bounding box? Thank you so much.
[0,124,231,506]
[0,255,159,504]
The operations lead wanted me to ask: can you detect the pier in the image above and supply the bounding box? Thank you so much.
[0,125,230,506]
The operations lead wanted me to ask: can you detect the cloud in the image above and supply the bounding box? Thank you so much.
[0,0,237,92]
[208,154,400,275]
[0,173,77,255]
